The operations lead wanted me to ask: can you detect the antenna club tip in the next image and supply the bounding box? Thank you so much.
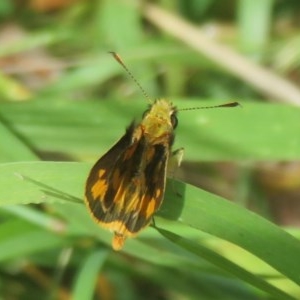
[224,101,241,108]
[108,51,124,65]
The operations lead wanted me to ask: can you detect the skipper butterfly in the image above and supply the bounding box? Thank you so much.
[85,52,238,250]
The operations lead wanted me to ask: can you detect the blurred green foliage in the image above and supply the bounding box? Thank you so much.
[0,0,300,299]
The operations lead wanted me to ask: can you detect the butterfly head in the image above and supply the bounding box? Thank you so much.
[140,99,177,143]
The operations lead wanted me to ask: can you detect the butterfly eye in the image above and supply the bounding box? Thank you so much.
[170,113,178,129]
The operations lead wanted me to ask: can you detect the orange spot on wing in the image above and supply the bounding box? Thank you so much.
[146,198,156,219]
[123,141,139,160]
[91,179,108,200]
[155,189,161,198]
[98,169,106,177]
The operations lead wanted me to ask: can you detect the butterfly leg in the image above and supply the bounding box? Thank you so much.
[167,148,184,196]
[167,148,184,177]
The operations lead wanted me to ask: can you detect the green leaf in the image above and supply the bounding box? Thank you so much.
[1,161,300,297]
[0,219,64,262]
[161,179,300,286]
[72,250,109,300]
[158,228,296,300]
[0,161,85,205]
[100,0,143,49]
[0,119,38,162]
[1,100,300,161]
[237,0,274,50]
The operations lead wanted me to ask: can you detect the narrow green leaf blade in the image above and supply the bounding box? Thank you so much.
[72,250,109,300]
[158,228,296,300]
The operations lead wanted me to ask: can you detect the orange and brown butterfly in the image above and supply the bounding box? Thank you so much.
[84,52,239,251]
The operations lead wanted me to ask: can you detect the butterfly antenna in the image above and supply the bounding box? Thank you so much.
[109,51,151,103]
[179,101,240,111]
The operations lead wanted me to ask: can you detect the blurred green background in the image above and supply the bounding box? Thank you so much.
[1,0,300,299]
